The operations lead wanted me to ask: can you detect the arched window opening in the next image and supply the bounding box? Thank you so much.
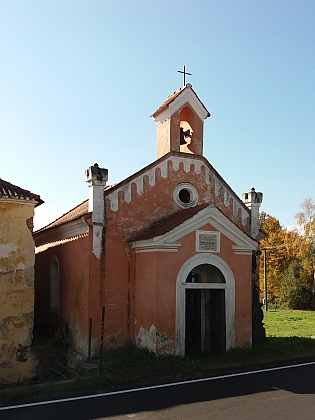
[186,264,225,283]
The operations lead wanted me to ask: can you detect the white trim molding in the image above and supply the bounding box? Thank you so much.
[35,217,89,247]
[0,197,38,207]
[134,243,181,253]
[152,86,209,124]
[175,253,235,356]
[173,182,199,209]
[133,203,258,254]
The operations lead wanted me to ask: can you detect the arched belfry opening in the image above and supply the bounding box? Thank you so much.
[151,84,210,159]
[185,264,226,356]
[179,106,194,154]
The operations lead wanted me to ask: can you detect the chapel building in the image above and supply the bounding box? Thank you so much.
[34,84,264,358]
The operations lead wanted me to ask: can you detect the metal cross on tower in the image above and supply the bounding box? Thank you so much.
[177,66,192,86]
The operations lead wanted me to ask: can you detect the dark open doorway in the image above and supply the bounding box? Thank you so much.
[185,289,201,355]
[185,265,226,356]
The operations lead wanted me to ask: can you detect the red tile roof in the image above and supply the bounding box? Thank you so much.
[130,203,209,241]
[36,199,89,232]
[151,84,210,118]
[35,185,115,233]
[0,178,43,206]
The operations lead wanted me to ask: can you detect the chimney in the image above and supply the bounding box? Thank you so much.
[242,188,263,240]
[85,163,108,258]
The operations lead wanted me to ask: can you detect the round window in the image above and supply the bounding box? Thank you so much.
[174,183,199,208]
[178,188,191,203]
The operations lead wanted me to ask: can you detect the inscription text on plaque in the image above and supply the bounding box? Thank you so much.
[196,230,220,253]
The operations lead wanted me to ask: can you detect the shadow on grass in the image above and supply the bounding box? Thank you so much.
[1,337,314,408]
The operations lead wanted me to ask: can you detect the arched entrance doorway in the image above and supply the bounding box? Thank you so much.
[185,264,226,355]
[176,254,235,356]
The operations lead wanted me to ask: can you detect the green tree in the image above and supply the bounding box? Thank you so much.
[296,198,315,309]
[279,260,314,309]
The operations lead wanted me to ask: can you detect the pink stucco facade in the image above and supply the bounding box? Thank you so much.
[34,85,262,358]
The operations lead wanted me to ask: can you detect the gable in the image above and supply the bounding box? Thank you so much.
[132,203,257,254]
[105,152,251,238]
[131,203,208,241]
[151,84,210,124]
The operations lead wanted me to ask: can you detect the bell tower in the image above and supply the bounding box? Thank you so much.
[151,84,210,159]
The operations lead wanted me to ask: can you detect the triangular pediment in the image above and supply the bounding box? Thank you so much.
[133,203,257,254]
[152,84,210,124]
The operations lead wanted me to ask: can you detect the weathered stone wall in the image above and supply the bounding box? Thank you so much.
[0,201,37,383]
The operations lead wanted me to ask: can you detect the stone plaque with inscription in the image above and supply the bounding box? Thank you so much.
[196,231,220,252]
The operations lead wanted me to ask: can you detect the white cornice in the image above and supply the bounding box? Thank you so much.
[36,234,88,254]
[232,246,254,255]
[35,217,89,247]
[0,197,37,207]
[134,243,181,253]
[153,88,209,124]
[133,204,257,254]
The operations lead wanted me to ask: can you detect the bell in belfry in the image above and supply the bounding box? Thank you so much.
[180,127,191,145]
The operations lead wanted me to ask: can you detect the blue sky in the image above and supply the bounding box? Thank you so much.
[1,0,314,230]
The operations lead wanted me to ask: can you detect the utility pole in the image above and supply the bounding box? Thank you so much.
[263,248,268,311]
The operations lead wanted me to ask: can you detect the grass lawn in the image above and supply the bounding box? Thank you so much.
[1,309,314,406]
[263,309,315,338]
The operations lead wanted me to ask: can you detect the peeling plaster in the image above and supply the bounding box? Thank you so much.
[16,344,30,362]
[0,243,18,258]
[0,201,37,383]
[25,266,35,288]
[136,325,173,353]
[68,313,88,356]
[16,263,26,270]
[103,325,125,346]
[0,314,33,343]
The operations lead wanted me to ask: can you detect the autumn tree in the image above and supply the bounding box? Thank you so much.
[259,213,310,307]
[295,198,315,309]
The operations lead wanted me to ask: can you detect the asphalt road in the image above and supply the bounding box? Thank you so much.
[1,362,314,420]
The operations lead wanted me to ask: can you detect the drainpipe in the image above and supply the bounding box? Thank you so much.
[263,248,268,311]
[85,163,108,258]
